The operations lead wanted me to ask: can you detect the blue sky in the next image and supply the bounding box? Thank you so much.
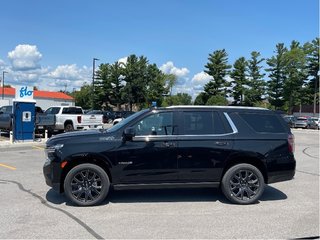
[0,0,318,97]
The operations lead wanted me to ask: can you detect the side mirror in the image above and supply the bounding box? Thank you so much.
[123,127,135,141]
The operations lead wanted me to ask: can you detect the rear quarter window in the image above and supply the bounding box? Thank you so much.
[239,113,286,133]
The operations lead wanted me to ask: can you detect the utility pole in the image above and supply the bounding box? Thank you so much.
[92,58,99,109]
[2,71,8,100]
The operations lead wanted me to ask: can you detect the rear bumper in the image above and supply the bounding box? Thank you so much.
[268,169,295,184]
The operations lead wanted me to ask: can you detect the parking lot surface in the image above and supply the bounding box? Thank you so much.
[0,129,319,239]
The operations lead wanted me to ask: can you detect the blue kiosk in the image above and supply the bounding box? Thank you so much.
[13,86,36,141]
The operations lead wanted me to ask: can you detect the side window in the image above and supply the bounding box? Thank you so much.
[45,107,60,114]
[133,112,174,136]
[239,113,286,133]
[182,111,229,135]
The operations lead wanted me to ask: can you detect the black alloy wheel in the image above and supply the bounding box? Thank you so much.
[221,163,264,204]
[64,164,110,206]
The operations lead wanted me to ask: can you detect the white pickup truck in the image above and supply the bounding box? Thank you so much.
[45,106,103,132]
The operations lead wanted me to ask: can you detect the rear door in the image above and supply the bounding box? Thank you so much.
[177,110,235,182]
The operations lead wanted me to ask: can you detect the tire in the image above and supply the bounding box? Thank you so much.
[221,163,265,204]
[64,163,110,206]
[64,123,74,132]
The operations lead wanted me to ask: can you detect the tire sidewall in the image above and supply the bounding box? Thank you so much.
[64,123,74,132]
[221,163,265,205]
[64,163,110,206]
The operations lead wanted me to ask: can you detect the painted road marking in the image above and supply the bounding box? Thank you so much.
[0,163,16,170]
[32,146,45,150]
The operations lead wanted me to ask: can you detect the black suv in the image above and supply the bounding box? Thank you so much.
[43,106,296,206]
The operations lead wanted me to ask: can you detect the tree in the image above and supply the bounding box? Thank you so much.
[121,55,149,110]
[204,49,231,98]
[166,74,177,96]
[73,83,92,109]
[283,41,308,114]
[162,93,192,106]
[230,57,247,105]
[98,62,125,110]
[245,51,266,106]
[266,43,288,110]
[303,38,319,114]
[206,95,228,106]
[145,64,169,107]
[194,92,209,105]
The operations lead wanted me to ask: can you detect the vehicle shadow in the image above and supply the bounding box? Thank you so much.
[45,185,287,206]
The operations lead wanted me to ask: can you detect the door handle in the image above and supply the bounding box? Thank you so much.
[215,141,228,146]
[163,142,174,147]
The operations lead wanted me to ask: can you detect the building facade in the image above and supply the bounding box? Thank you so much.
[0,87,75,110]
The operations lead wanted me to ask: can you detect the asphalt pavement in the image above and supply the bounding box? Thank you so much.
[0,129,319,239]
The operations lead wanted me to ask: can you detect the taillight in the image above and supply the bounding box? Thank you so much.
[102,116,108,123]
[288,134,295,153]
[77,116,82,123]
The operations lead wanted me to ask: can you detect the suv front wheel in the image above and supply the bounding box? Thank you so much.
[64,163,110,206]
[221,163,265,204]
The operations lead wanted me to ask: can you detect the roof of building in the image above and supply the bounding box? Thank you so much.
[0,87,74,100]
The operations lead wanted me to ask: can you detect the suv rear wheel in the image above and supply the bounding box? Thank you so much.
[221,163,264,204]
[64,163,110,206]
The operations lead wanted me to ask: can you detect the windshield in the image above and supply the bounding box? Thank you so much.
[107,109,149,133]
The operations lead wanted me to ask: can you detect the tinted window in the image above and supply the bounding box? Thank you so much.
[0,106,12,113]
[45,107,60,114]
[133,112,174,136]
[62,107,83,114]
[239,113,286,133]
[182,111,228,135]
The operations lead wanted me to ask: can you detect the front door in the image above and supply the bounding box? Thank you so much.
[117,111,179,183]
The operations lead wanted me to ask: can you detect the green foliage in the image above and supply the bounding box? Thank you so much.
[206,95,228,106]
[204,49,231,97]
[283,41,308,113]
[266,43,288,110]
[162,93,192,106]
[73,84,92,109]
[230,57,247,105]
[245,51,266,106]
[303,38,319,105]
[194,92,209,105]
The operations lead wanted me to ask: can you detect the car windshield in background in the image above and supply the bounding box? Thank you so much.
[107,109,147,133]
[297,117,307,121]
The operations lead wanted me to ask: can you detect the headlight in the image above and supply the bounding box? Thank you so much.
[45,144,64,160]
[46,143,64,152]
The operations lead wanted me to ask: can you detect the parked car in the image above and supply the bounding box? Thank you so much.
[283,115,296,128]
[43,106,296,206]
[311,117,320,129]
[45,106,104,133]
[294,116,318,129]
[86,110,115,124]
[113,111,135,125]
[0,105,55,133]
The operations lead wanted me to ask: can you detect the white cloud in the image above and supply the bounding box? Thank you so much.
[8,44,42,70]
[47,64,83,80]
[191,71,213,85]
[160,61,189,78]
[118,56,128,65]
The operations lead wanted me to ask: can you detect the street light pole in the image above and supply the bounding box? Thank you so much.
[92,58,99,109]
[2,71,7,100]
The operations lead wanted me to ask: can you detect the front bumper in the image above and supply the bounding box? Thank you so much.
[43,160,62,192]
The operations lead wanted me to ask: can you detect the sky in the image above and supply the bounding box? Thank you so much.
[0,0,318,98]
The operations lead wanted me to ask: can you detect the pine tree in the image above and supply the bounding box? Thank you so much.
[246,51,266,105]
[230,57,247,105]
[266,43,288,110]
[204,49,231,98]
